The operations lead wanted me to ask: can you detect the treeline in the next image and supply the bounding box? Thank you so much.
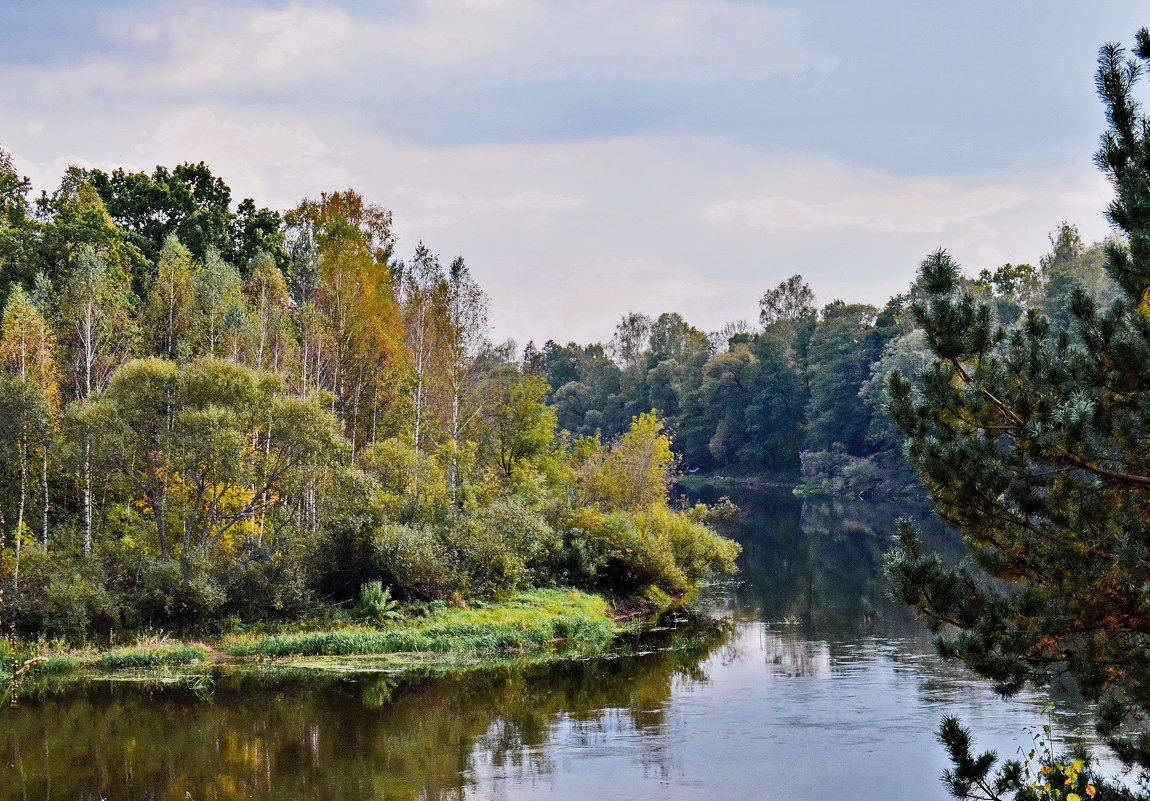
[0,151,738,641]
[528,222,1117,497]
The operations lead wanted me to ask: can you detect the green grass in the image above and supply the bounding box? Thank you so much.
[36,656,82,674]
[98,645,211,669]
[226,589,616,659]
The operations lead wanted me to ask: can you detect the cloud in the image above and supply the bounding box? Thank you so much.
[702,186,1029,234]
[0,0,1134,347]
[0,0,831,147]
[6,116,1116,346]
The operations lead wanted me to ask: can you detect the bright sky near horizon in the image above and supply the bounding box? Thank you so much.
[2,1,1146,346]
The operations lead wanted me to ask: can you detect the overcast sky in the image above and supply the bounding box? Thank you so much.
[2,1,1146,345]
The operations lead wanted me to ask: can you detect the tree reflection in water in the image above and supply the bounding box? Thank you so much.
[688,485,961,640]
[1,623,729,801]
[0,489,1112,801]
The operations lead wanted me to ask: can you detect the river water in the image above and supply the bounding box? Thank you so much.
[1,488,1120,800]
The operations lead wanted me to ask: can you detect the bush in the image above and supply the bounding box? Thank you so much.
[220,545,314,621]
[449,498,560,595]
[370,523,465,600]
[560,505,740,596]
[5,545,119,642]
[355,581,401,625]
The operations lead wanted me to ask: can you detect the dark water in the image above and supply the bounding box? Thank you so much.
[1,489,1113,801]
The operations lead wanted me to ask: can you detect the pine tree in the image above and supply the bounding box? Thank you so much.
[886,30,1150,791]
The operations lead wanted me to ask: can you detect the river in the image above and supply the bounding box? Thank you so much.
[0,487,1116,800]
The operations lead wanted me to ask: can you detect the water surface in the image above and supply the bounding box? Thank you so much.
[1,488,1112,800]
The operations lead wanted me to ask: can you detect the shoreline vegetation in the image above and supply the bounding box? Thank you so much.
[4,588,677,696]
[0,148,1104,674]
[0,155,743,678]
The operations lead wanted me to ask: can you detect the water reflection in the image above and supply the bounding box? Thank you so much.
[690,485,959,639]
[1,625,729,801]
[0,488,1111,801]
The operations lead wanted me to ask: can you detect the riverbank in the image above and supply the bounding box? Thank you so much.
[675,472,798,494]
[4,588,635,693]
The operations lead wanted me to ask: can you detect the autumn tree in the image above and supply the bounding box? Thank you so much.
[589,412,675,512]
[286,190,407,449]
[0,286,58,569]
[244,251,296,372]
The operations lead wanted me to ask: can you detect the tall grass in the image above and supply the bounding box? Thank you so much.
[98,645,211,669]
[227,589,615,659]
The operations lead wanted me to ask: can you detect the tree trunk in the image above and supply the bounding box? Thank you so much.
[40,444,48,548]
[82,434,92,557]
[15,438,26,588]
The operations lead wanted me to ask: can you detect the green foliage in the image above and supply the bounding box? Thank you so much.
[450,496,560,594]
[804,301,881,455]
[0,155,740,647]
[87,161,285,275]
[369,523,465,601]
[480,366,557,477]
[98,645,210,670]
[355,581,402,625]
[886,29,1150,795]
[935,713,1121,801]
[561,505,739,595]
[586,411,676,512]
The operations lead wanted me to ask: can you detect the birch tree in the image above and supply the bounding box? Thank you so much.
[144,234,199,360]
[56,246,135,554]
[443,257,489,503]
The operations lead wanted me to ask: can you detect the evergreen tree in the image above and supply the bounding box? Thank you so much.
[886,30,1150,791]
[0,149,39,295]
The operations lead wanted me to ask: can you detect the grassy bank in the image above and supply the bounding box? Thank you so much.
[226,588,616,659]
[3,589,623,692]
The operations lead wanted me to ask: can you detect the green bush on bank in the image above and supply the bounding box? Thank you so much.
[559,505,740,595]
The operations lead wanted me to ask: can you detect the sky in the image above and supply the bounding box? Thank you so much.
[1,1,1147,346]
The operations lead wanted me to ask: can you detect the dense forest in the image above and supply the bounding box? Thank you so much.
[0,143,1123,644]
[0,151,739,641]
[529,221,1118,498]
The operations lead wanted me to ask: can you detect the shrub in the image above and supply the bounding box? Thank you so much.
[355,581,402,625]
[371,523,465,600]
[561,505,740,596]
[449,498,561,595]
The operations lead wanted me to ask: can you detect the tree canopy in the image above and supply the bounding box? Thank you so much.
[0,157,739,642]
